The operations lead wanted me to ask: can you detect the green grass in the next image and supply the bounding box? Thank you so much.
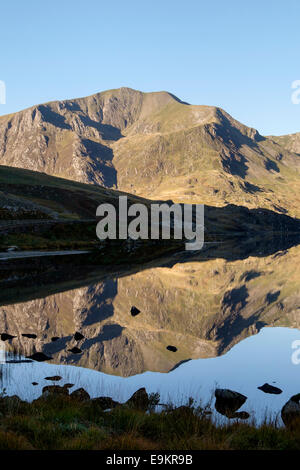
[0,393,299,450]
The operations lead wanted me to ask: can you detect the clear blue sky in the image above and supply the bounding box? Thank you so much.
[1,0,300,135]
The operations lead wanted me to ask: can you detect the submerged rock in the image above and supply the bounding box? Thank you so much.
[74,332,84,341]
[44,376,62,382]
[32,382,38,386]
[1,333,16,341]
[51,337,60,342]
[215,388,247,418]
[63,383,74,389]
[70,388,90,402]
[126,388,149,410]
[26,352,53,362]
[258,383,282,394]
[131,306,141,317]
[281,394,300,428]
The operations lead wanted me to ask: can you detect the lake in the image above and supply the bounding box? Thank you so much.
[1,240,300,424]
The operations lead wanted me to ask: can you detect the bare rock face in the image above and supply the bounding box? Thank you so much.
[1,87,300,216]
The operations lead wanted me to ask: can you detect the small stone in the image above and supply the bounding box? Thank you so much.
[258,383,282,395]
[131,306,141,317]
[44,376,62,382]
[166,345,177,352]
[63,383,74,389]
[232,411,250,420]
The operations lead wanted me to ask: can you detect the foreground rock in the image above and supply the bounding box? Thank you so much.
[70,388,90,402]
[92,397,120,410]
[126,388,149,410]
[258,383,282,395]
[42,385,69,397]
[164,406,195,418]
[232,411,250,420]
[215,388,248,418]
[26,352,53,362]
[281,394,300,428]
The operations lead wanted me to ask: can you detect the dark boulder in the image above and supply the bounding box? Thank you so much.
[281,394,300,428]
[63,383,74,389]
[22,333,37,339]
[74,332,84,341]
[126,388,149,410]
[92,396,120,410]
[232,411,250,420]
[131,306,141,317]
[42,385,69,397]
[70,388,90,402]
[215,388,247,418]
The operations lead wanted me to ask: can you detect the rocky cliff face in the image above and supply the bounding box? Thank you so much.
[1,88,300,216]
[1,244,300,376]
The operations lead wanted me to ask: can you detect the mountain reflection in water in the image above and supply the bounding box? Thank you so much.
[0,239,300,422]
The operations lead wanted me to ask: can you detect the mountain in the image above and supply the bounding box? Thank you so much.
[271,132,300,155]
[0,164,148,220]
[1,88,300,216]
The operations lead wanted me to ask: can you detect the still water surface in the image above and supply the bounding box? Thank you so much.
[1,242,300,424]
